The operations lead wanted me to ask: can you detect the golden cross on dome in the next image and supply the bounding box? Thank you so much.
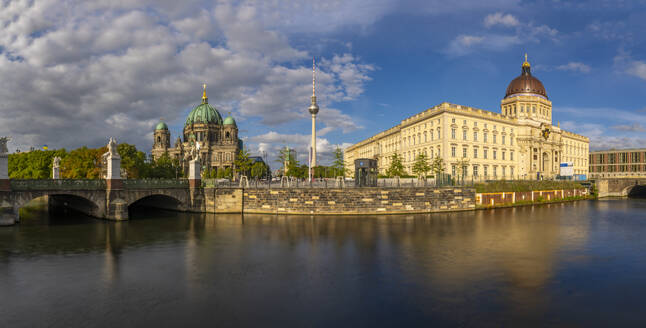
[525,53,528,62]
[202,83,207,103]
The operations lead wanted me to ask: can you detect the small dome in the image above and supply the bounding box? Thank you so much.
[223,115,236,126]
[505,56,548,99]
[155,122,168,130]
[185,103,223,126]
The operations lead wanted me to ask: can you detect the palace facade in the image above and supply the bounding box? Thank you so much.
[344,56,589,180]
[151,86,241,174]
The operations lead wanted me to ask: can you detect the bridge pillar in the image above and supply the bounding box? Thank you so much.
[188,159,200,189]
[104,138,127,220]
[188,159,205,211]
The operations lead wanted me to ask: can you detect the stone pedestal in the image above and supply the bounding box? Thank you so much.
[52,166,60,179]
[189,160,201,188]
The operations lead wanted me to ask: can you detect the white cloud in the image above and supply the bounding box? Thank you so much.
[248,131,351,166]
[484,12,519,28]
[446,15,558,56]
[559,107,646,150]
[0,0,373,153]
[556,62,591,73]
[611,123,646,132]
[629,61,646,80]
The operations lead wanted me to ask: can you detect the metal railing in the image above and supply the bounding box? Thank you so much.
[200,177,476,189]
[9,179,106,191]
[122,179,189,189]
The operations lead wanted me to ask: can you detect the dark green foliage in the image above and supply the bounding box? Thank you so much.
[8,149,67,179]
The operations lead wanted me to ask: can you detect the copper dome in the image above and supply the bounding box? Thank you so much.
[505,60,548,99]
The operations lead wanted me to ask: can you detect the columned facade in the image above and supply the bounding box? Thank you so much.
[344,56,589,180]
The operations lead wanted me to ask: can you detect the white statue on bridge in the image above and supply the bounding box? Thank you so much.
[103,137,121,180]
[0,137,10,155]
[52,156,61,179]
[107,137,118,158]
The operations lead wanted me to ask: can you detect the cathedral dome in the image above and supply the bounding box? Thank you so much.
[185,103,223,126]
[185,85,223,126]
[505,56,548,99]
[223,115,236,126]
[155,121,168,130]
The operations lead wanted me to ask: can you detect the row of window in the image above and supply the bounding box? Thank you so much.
[591,152,646,164]
[450,129,514,145]
[502,103,550,117]
[450,146,515,161]
[451,164,515,177]
[590,165,646,172]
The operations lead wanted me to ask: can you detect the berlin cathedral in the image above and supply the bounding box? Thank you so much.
[151,85,241,174]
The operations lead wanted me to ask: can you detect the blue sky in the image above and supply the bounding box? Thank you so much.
[1,0,645,165]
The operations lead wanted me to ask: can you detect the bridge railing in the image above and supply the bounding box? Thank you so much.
[122,179,190,189]
[10,179,107,191]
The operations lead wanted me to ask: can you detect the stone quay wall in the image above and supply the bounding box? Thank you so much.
[203,187,476,215]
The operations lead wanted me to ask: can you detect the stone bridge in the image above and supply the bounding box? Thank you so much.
[596,178,646,198]
[0,179,204,225]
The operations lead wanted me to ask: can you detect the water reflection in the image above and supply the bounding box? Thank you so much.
[3,199,646,327]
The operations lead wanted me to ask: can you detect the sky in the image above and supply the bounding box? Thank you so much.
[1,0,646,167]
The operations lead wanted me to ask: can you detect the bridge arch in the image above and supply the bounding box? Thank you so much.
[626,184,646,198]
[127,193,187,216]
[15,192,105,220]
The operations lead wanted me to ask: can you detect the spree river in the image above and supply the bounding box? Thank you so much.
[2,199,646,327]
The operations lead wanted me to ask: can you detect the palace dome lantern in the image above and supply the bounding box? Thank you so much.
[505,54,548,100]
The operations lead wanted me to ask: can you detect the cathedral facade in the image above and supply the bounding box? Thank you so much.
[151,86,241,174]
[344,56,589,180]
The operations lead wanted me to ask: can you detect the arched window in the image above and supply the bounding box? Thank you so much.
[226,131,230,139]
[157,136,161,144]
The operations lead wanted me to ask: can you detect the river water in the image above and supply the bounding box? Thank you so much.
[1,199,646,327]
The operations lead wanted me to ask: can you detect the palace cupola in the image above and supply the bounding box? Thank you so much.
[500,54,553,125]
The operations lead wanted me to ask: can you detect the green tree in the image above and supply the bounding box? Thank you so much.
[234,147,253,177]
[224,167,233,179]
[216,168,225,179]
[386,153,405,177]
[332,146,346,177]
[251,161,267,179]
[8,149,67,179]
[455,157,470,182]
[276,147,296,176]
[148,152,179,178]
[431,156,446,178]
[412,153,431,178]
[117,143,148,178]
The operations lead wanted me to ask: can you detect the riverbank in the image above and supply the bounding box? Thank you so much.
[475,188,589,209]
[476,194,592,210]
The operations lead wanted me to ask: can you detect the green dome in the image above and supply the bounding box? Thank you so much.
[223,115,236,126]
[155,122,168,130]
[185,103,223,126]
